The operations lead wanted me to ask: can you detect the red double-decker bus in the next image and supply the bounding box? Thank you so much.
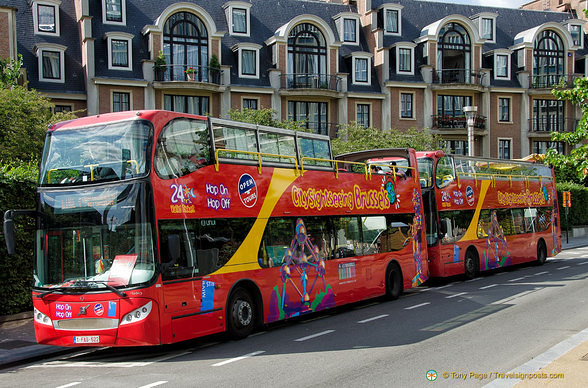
[414,151,561,278]
[4,110,428,346]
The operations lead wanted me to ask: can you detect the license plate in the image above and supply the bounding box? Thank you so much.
[73,335,100,344]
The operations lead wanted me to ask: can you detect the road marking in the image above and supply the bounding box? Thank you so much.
[55,383,81,388]
[534,271,548,276]
[445,292,467,299]
[556,265,570,270]
[576,261,588,265]
[28,351,190,368]
[294,330,335,342]
[212,351,265,367]
[465,277,482,282]
[357,314,389,324]
[404,302,430,310]
[138,382,168,388]
[479,284,498,290]
[435,285,452,290]
[508,277,525,282]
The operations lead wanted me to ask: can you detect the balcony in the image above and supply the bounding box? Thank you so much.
[432,114,486,130]
[528,117,578,133]
[529,74,577,89]
[433,69,484,85]
[154,64,222,85]
[280,73,342,92]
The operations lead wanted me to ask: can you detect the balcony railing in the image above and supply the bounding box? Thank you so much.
[154,64,222,84]
[281,73,341,91]
[432,114,486,130]
[528,117,578,133]
[433,69,484,85]
[529,74,577,89]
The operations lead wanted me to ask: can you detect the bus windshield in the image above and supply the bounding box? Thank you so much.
[35,183,156,290]
[39,119,152,186]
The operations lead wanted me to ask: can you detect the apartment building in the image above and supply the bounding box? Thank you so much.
[0,0,586,159]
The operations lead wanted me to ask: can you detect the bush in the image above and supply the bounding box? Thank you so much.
[0,161,38,315]
[556,181,588,227]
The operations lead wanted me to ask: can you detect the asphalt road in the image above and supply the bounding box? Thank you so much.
[1,247,587,388]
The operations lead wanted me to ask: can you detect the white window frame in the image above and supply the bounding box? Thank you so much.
[480,18,495,43]
[399,91,415,120]
[223,1,252,37]
[32,0,61,37]
[102,0,126,26]
[497,96,512,123]
[568,24,583,48]
[35,43,66,83]
[232,43,261,79]
[356,102,371,128]
[352,55,371,85]
[394,44,415,75]
[242,97,259,110]
[105,32,133,71]
[494,53,510,80]
[112,90,132,112]
[498,138,512,160]
[383,5,402,37]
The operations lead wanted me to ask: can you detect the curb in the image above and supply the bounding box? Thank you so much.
[0,312,33,324]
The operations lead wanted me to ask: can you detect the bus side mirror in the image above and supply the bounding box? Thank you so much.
[166,234,181,265]
[3,211,15,255]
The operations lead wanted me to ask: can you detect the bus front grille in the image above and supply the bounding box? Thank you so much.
[54,318,118,330]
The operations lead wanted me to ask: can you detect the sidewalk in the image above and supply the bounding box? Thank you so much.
[1,234,587,371]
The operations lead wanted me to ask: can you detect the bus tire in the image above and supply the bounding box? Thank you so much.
[227,288,255,339]
[464,249,478,279]
[536,240,547,266]
[385,262,403,300]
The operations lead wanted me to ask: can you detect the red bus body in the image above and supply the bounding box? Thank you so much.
[417,151,561,278]
[29,111,429,346]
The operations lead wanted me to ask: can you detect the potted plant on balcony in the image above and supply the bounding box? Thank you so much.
[185,66,197,81]
[209,54,221,84]
[153,50,166,81]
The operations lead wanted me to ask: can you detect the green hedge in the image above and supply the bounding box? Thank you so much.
[0,162,38,315]
[556,182,588,227]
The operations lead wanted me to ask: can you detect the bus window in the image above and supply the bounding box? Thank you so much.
[524,208,536,233]
[212,123,258,160]
[259,132,297,165]
[361,216,387,254]
[436,156,455,188]
[536,208,552,232]
[380,214,414,252]
[511,208,525,234]
[333,217,360,258]
[259,218,294,268]
[440,210,474,244]
[417,158,434,188]
[155,118,210,179]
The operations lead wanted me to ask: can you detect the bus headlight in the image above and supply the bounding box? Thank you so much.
[34,307,53,326]
[120,301,152,326]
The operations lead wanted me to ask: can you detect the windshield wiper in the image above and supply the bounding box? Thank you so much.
[36,287,69,299]
[72,280,127,297]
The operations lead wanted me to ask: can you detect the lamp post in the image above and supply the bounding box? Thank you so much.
[463,106,477,157]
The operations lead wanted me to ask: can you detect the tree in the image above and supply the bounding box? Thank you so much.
[546,77,588,185]
[332,122,441,156]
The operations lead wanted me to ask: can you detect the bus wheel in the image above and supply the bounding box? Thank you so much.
[464,250,478,279]
[536,241,547,265]
[386,263,403,300]
[227,288,255,339]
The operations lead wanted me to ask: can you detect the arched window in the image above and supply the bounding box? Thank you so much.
[437,23,471,83]
[287,23,327,88]
[533,30,564,88]
[163,12,208,81]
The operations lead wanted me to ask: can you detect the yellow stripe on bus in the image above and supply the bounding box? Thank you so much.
[458,180,491,243]
[213,168,299,274]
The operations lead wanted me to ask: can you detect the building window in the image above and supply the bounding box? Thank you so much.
[532,99,565,132]
[112,91,130,112]
[233,43,261,79]
[398,47,412,73]
[164,12,209,82]
[437,95,472,118]
[481,18,493,41]
[498,139,511,159]
[437,23,471,82]
[36,44,66,83]
[105,32,133,71]
[495,54,509,79]
[53,105,72,113]
[400,93,413,119]
[243,98,258,110]
[533,30,564,88]
[42,50,61,80]
[288,23,327,78]
[343,18,357,43]
[357,104,370,127]
[533,141,564,155]
[103,0,125,24]
[385,9,399,34]
[354,57,369,84]
[288,101,328,135]
[569,24,582,47]
[242,49,256,76]
[164,95,210,115]
[232,8,247,34]
[498,97,510,122]
[33,1,60,36]
[442,140,468,156]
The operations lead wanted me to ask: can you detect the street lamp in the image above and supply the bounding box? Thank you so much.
[463,106,477,157]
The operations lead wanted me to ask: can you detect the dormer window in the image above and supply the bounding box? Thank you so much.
[569,24,583,47]
[232,43,261,79]
[385,9,398,34]
[344,18,357,43]
[103,0,126,25]
[380,4,403,36]
[492,50,511,80]
[35,43,66,83]
[349,52,372,85]
[334,13,360,45]
[393,43,415,75]
[224,2,251,37]
[472,13,497,44]
[105,32,133,71]
[33,0,61,36]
